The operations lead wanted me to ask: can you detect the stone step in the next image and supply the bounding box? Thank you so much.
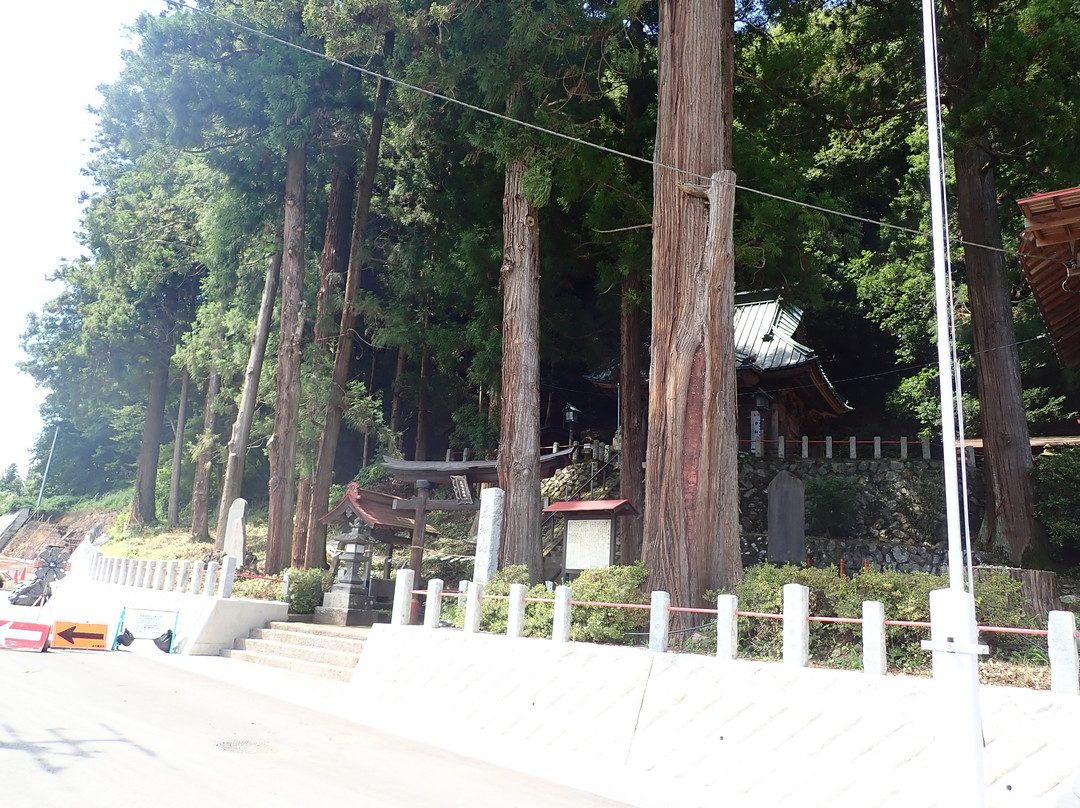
[233,636,362,668]
[251,627,367,654]
[266,621,372,641]
[219,648,356,682]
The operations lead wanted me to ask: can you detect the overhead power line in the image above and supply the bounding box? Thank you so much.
[165,0,1057,268]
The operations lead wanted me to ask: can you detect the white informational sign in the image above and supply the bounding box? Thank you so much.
[565,518,613,571]
[125,609,178,639]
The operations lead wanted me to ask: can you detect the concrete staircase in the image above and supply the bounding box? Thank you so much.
[221,620,369,681]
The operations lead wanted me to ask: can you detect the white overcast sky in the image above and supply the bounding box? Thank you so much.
[0,2,163,473]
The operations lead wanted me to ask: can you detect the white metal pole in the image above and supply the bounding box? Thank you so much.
[921,3,986,806]
[920,0,964,592]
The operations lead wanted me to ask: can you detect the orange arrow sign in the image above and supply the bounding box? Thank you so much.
[53,622,109,650]
[0,620,51,652]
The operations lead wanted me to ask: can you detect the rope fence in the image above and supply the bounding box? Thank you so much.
[398,573,1080,694]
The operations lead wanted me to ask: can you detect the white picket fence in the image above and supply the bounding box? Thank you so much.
[85,550,238,598]
[390,569,1080,695]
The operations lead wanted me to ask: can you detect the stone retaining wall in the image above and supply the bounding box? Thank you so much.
[740,455,985,547]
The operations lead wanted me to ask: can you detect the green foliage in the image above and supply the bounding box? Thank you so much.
[231,576,285,601]
[284,567,332,614]
[1032,448,1080,553]
[705,565,1040,672]
[804,476,861,538]
[447,563,650,644]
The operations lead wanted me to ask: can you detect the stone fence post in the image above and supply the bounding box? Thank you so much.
[862,600,886,675]
[424,579,444,629]
[506,583,526,638]
[391,569,415,626]
[464,580,484,634]
[1048,610,1079,695]
[553,585,572,643]
[716,594,738,661]
[649,590,671,653]
[783,583,809,667]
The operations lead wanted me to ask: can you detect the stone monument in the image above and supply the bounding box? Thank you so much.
[767,470,806,564]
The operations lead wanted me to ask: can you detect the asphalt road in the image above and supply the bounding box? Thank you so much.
[0,645,630,808]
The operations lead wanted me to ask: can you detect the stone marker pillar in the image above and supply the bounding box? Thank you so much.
[767,471,806,565]
[474,487,505,584]
[224,497,247,562]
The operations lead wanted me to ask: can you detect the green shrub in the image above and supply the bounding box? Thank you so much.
[697,565,1040,672]
[231,576,284,602]
[1032,447,1080,554]
[804,475,861,537]
[446,563,650,644]
[284,567,332,614]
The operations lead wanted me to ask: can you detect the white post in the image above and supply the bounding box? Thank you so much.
[862,600,887,676]
[391,569,416,626]
[922,435,931,459]
[801,435,809,458]
[1048,610,1079,695]
[900,436,909,459]
[553,585,572,643]
[925,588,986,807]
[153,560,167,590]
[754,430,764,457]
[189,561,205,595]
[716,594,738,661]
[873,436,882,459]
[777,435,785,459]
[849,436,857,459]
[204,561,220,595]
[424,578,444,629]
[825,436,833,459]
[217,555,237,598]
[783,583,809,667]
[464,580,484,634]
[506,582,527,638]
[177,560,191,593]
[165,560,178,591]
[649,590,671,653]
[124,559,137,586]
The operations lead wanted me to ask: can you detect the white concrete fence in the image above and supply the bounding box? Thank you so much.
[392,570,1080,695]
[85,549,238,599]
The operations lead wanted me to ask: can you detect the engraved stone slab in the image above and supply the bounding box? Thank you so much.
[767,471,805,564]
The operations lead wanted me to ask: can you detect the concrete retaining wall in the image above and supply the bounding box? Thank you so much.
[349,625,1080,808]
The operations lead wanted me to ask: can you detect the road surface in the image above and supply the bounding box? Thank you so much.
[0,644,630,807]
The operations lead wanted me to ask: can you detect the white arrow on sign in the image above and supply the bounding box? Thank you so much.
[0,620,50,650]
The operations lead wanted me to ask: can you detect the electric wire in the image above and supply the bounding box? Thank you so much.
[163,0,1062,271]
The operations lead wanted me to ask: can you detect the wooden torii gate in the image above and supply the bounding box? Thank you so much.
[381,446,577,577]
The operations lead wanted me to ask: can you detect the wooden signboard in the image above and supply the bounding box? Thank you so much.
[53,621,109,650]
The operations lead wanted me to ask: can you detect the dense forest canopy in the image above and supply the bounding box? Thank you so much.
[13,0,1080,573]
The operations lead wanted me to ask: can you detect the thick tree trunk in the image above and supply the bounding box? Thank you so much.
[413,343,430,461]
[133,354,170,526]
[642,0,740,607]
[619,273,646,563]
[496,159,542,583]
[190,369,220,543]
[293,156,356,566]
[267,143,307,575]
[953,141,1035,563]
[306,34,394,566]
[167,370,189,529]
[291,478,313,567]
[389,345,406,439]
[214,253,281,550]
